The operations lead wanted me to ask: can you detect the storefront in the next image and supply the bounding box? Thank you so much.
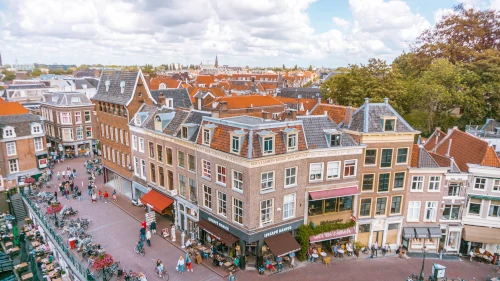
[307,187,357,226]
[462,225,500,255]
[402,227,441,253]
[104,168,133,198]
[309,226,357,252]
[440,224,462,253]
[139,189,175,216]
[356,217,403,249]
[175,197,199,238]
[132,182,148,200]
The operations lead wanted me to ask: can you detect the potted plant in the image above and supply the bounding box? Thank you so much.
[353,242,364,258]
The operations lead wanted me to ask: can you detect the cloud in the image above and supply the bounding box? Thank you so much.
[0,0,435,67]
[491,0,500,9]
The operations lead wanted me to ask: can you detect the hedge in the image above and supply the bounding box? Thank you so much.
[295,220,356,261]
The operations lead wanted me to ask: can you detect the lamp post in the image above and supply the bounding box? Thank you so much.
[419,245,427,281]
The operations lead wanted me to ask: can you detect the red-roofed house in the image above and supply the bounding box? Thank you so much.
[311,103,356,125]
[194,75,216,88]
[149,77,181,90]
[202,95,285,117]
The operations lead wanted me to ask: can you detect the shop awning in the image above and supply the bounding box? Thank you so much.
[265,232,301,257]
[198,219,239,246]
[414,227,428,238]
[469,194,500,201]
[428,227,442,238]
[309,186,358,200]
[403,228,416,239]
[309,226,357,243]
[140,189,174,214]
[463,225,500,244]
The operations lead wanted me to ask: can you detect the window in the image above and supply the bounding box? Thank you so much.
[178,174,186,197]
[330,134,341,147]
[125,131,129,146]
[177,151,185,168]
[233,170,243,191]
[263,137,274,155]
[203,185,212,209]
[6,142,16,156]
[380,149,393,168]
[76,127,83,140]
[358,224,371,233]
[429,176,441,191]
[488,202,500,217]
[378,173,390,192]
[216,165,226,185]
[362,174,374,191]
[159,167,164,186]
[283,194,296,219]
[285,167,297,187]
[407,201,421,221]
[181,127,188,139]
[287,133,297,151]
[364,149,377,165]
[105,125,109,138]
[391,196,402,214]
[120,129,123,144]
[140,159,146,179]
[396,148,408,164]
[448,183,461,196]
[101,124,104,137]
[202,160,211,179]
[383,118,395,131]
[166,148,172,165]
[157,144,163,162]
[150,163,156,183]
[375,198,387,216]
[474,178,486,190]
[309,163,323,181]
[233,198,243,224]
[8,159,18,173]
[468,199,481,215]
[230,135,241,154]
[260,199,273,226]
[32,124,41,134]
[360,198,371,217]
[62,128,74,141]
[442,205,460,220]
[60,112,71,124]
[424,202,438,222]
[84,111,91,122]
[189,178,196,202]
[3,128,14,138]
[261,171,274,192]
[217,191,227,217]
[149,142,155,158]
[86,127,92,138]
[115,128,118,142]
[202,129,211,145]
[75,112,82,124]
[393,172,405,189]
[34,137,43,151]
[116,151,120,165]
[132,135,137,150]
[326,161,340,180]
[494,180,500,191]
[344,160,357,177]
[411,176,424,191]
[188,154,195,172]
[138,138,144,152]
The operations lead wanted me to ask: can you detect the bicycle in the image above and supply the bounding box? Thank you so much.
[134,245,145,256]
[154,267,169,280]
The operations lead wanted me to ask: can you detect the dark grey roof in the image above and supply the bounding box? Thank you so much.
[175,110,211,142]
[345,100,415,133]
[278,88,321,99]
[92,70,139,105]
[129,104,157,127]
[7,84,46,89]
[223,116,279,125]
[143,108,189,136]
[42,92,92,106]
[74,79,95,90]
[0,114,43,139]
[74,71,96,78]
[415,147,439,168]
[85,78,100,88]
[150,89,192,109]
[297,115,358,149]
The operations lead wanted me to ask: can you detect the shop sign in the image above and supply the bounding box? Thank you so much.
[263,225,292,238]
[46,143,52,148]
[207,217,230,232]
[38,158,47,168]
[319,218,343,225]
[58,144,63,151]
[309,226,356,243]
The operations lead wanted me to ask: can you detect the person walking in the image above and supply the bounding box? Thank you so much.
[57,171,61,181]
[91,191,97,203]
[103,191,109,203]
[65,188,70,201]
[373,241,378,257]
[73,168,76,178]
[176,256,185,274]
[186,252,193,272]
[54,191,58,201]
[140,227,146,241]
[88,184,92,196]
[6,221,13,233]
[141,221,147,229]
[370,244,376,259]
[150,221,156,234]
[228,271,236,281]
[62,170,66,180]
[77,190,82,201]
[98,190,103,202]
[145,229,151,247]
[112,190,117,202]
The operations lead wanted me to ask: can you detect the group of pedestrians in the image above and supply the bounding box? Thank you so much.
[53,179,81,201]
[56,167,77,181]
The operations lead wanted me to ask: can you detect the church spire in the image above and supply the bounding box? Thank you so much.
[215,54,218,68]
[0,52,2,67]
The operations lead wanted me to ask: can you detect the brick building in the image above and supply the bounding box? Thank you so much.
[92,70,156,198]
[40,92,98,157]
[0,101,48,190]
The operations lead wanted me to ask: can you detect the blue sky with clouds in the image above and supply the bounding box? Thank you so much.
[0,0,497,68]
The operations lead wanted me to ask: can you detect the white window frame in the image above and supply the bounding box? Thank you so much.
[133,157,139,176]
[76,127,83,140]
[203,185,212,209]
[468,199,482,216]
[84,111,91,123]
[261,171,275,192]
[411,176,424,191]
[233,198,243,225]
[283,193,296,220]
[309,163,324,182]
[34,137,43,151]
[407,201,421,222]
[3,127,15,138]
[140,159,146,179]
[202,129,211,146]
[284,167,297,188]
[6,142,16,156]
[494,179,500,192]
[260,199,274,226]
[217,191,227,217]
[488,202,500,218]
[60,112,72,124]
[132,135,137,150]
[262,136,275,155]
[86,127,92,138]
[428,176,441,191]
[232,170,243,192]
[62,128,74,141]
[75,112,82,124]
[343,159,357,177]
[138,137,144,153]
[231,135,241,154]
[326,161,341,180]
[8,159,19,173]
[101,124,104,137]
[286,133,298,152]
[202,159,211,179]
[31,124,42,134]
[473,177,486,190]
[424,201,438,222]
[216,165,226,185]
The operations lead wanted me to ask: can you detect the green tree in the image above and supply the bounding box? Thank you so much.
[1,70,16,81]
[282,64,286,70]
[308,65,313,71]
[30,68,42,77]
[294,64,298,70]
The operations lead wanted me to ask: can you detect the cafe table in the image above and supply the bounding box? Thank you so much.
[14,262,28,272]
[312,253,319,261]
[21,272,33,281]
[337,249,345,258]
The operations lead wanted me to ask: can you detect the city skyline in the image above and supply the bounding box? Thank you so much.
[1,0,499,68]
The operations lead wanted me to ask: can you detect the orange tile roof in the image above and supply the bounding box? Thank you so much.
[207,95,284,110]
[0,97,5,103]
[195,75,215,86]
[149,77,181,90]
[410,144,420,167]
[274,97,318,114]
[215,74,228,80]
[311,104,356,125]
[433,128,500,171]
[428,151,453,168]
[424,129,447,151]
[0,101,30,116]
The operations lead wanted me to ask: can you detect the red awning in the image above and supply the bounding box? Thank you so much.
[140,189,174,213]
[309,186,358,200]
[309,226,357,243]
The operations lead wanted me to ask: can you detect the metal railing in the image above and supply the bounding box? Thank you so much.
[21,192,96,281]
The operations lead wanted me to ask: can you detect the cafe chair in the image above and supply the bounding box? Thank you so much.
[323,257,331,266]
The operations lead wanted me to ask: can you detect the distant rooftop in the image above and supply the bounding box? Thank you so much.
[221,116,280,125]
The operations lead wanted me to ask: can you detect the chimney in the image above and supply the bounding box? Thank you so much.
[287,109,297,121]
[384,97,389,104]
[417,135,422,145]
[158,92,166,105]
[219,101,228,112]
[364,98,369,104]
[324,111,328,116]
[343,106,353,126]
[211,111,219,118]
[262,111,271,120]
[446,139,453,156]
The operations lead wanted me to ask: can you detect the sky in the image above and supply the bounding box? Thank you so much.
[0,0,499,68]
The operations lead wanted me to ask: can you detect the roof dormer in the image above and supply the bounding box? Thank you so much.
[201,124,217,146]
[30,122,43,135]
[180,123,198,140]
[134,112,149,126]
[282,127,299,152]
[154,112,175,132]
[2,126,16,138]
[324,129,341,147]
[258,130,277,156]
[380,116,397,132]
[230,129,247,155]
[120,81,125,94]
[105,80,110,92]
